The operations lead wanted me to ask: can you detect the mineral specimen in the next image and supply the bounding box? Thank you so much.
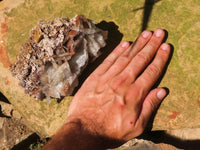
[10,15,107,101]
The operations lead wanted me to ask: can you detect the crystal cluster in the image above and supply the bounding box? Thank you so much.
[11,15,107,101]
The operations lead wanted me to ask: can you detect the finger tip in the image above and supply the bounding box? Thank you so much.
[161,43,170,51]
[157,88,167,100]
[121,41,130,48]
[141,30,151,38]
[154,29,164,37]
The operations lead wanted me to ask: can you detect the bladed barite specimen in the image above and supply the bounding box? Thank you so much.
[11,15,107,101]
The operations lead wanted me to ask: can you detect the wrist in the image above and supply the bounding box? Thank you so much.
[65,117,124,149]
[43,118,105,150]
[65,118,105,150]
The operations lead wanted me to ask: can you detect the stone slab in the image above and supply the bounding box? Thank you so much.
[0,0,200,137]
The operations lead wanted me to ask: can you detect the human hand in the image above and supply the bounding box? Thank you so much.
[43,29,171,150]
[67,29,170,143]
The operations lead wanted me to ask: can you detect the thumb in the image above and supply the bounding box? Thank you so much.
[138,88,168,126]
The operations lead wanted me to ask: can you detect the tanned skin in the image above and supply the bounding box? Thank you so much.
[43,29,171,150]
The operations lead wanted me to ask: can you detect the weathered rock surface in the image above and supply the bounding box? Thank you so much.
[0,0,200,138]
[0,94,34,149]
[0,118,33,150]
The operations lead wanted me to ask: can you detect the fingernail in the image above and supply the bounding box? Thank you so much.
[161,43,169,51]
[155,29,163,37]
[142,30,150,38]
[121,41,129,48]
[157,89,167,100]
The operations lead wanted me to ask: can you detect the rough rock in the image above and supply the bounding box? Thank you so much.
[0,118,33,150]
[10,15,107,101]
[1,0,200,138]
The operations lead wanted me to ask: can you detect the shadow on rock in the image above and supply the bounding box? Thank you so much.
[72,21,123,95]
[138,130,200,150]
[0,92,11,118]
[0,92,10,104]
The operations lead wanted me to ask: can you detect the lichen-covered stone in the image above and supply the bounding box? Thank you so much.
[1,0,200,138]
